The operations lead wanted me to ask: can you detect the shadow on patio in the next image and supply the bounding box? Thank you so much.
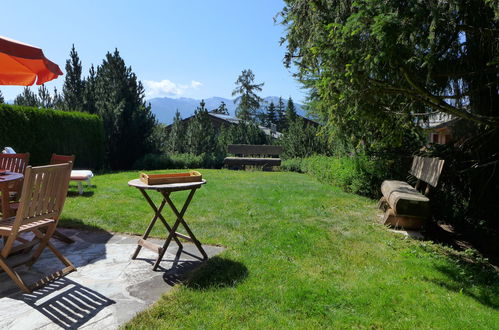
[20,278,115,329]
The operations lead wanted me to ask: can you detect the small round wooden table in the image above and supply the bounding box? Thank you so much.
[128,179,207,270]
[0,171,23,219]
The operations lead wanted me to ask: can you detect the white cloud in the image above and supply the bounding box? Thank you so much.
[191,80,202,88]
[144,79,203,98]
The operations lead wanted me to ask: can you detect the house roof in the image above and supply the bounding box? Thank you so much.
[208,113,283,138]
[209,113,242,124]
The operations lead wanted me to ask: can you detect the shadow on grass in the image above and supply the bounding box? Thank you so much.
[67,190,95,198]
[58,217,107,232]
[430,255,499,310]
[424,222,499,267]
[184,256,248,290]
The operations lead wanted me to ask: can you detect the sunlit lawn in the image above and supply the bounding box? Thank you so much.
[61,170,498,328]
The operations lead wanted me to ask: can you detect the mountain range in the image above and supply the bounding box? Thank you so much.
[148,96,305,124]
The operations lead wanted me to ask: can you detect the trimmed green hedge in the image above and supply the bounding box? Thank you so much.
[0,104,104,169]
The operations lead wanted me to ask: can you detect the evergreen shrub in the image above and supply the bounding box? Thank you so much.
[0,104,104,169]
[282,155,407,198]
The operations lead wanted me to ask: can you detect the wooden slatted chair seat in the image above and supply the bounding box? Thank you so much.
[0,217,55,233]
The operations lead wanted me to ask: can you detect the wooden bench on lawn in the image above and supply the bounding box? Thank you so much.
[378,156,445,230]
[224,144,282,170]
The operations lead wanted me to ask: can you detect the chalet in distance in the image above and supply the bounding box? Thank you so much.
[166,109,321,140]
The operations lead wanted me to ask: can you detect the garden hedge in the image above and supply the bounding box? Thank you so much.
[281,155,410,198]
[0,104,104,169]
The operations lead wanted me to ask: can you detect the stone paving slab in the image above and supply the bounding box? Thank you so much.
[0,228,224,329]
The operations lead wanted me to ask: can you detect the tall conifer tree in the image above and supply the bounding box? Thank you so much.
[52,87,64,109]
[266,101,277,128]
[167,110,185,153]
[276,97,286,131]
[186,100,216,154]
[212,101,229,115]
[63,45,84,111]
[83,64,97,114]
[14,87,39,107]
[95,49,157,169]
[285,97,297,125]
[38,85,53,108]
[232,69,264,121]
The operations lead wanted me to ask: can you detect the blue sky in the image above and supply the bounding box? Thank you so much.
[1,1,305,103]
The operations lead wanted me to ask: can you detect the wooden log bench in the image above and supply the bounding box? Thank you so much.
[224,144,282,170]
[378,156,445,230]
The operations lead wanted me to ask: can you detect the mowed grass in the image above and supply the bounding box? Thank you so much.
[60,170,499,328]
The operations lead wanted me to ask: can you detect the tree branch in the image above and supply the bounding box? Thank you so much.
[368,70,499,127]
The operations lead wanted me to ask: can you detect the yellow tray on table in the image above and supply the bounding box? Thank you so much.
[140,171,202,185]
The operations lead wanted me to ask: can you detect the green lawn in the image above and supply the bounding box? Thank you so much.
[61,170,498,329]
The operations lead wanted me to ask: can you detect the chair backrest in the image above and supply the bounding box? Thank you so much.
[408,156,445,187]
[12,163,73,235]
[0,153,30,174]
[50,153,75,165]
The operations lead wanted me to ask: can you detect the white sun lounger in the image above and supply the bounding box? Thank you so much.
[71,170,94,195]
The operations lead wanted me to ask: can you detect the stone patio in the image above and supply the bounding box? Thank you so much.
[0,228,224,329]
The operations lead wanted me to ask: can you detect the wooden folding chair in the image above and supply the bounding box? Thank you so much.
[0,163,76,293]
[0,153,30,174]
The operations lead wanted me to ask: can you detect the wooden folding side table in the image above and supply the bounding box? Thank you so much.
[128,179,208,270]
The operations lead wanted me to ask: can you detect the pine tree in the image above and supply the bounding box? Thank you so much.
[232,69,264,121]
[83,64,97,114]
[63,45,85,111]
[266,101,277,128]
[0,90,4,104]
[186,100,216,155]
[254,107,267,126]
[276,97,286,131]
[167,110,185,153]
[150,123,168,154]
[285,97,297,125]
[94,49,157,170]
[281,118,326,158]
[14,87,39,107]
[212,101,229,115]
[52,87,64,109]
[38,85,53,108]
[229,121,268,145]
[216,124,233,155]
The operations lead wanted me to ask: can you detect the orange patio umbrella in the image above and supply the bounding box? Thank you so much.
[0,35,63,86]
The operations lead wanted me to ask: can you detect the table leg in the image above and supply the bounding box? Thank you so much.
[155,192,183,249]
[1,186,11,219]
[133,189,183,260]
[132,190,167,259]
[163,190,208,260]
[153,188,207,270]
